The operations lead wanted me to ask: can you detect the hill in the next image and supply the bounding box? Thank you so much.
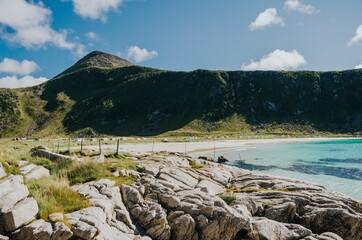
[0,51,361,138]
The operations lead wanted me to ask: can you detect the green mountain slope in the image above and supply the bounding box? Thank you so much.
[0,51,361,138]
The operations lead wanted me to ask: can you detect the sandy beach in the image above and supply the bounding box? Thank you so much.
[84,137,359,155]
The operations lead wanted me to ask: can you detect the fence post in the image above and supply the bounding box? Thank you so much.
[57,140,60,153]
[116,139,119,155]
[152,141,155,154]
[99,139,102,154]
[81,139,83,154]
[68,138,70,153]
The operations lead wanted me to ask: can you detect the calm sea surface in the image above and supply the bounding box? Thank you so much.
[195,139,362,200]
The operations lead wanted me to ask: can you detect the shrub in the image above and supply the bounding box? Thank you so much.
[218,195,236,205]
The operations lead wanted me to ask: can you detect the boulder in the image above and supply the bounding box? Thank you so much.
[252,218,311,240]
[196,180,225,196]
[91,154,104,163]
[158,194,181,208]
[12,219,53,240]
[2,197,38,232]
[167,212,197,240]
[264,202,296,223]
[16,161,28,167]
[315,232,343,240]
[0,175,29,214]
[198,156,214,162]
[48,213,64,222]
[31,149,81,162]
[20,164,37,175]
[0,163,6,179]
[217,156,228,163]
[51,222,73,240]
[138,164,159,176]
[25,166,50,180]
[0,235,8,240]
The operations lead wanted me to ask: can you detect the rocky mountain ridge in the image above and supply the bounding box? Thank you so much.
[0,150,360,240]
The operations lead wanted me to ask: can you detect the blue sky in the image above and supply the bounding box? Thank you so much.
[0,0,362,88]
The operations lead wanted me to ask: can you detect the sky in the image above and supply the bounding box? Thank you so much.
[0,0,362,88]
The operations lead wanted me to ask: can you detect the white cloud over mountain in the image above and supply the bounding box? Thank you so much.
[0,58,39,75]
[347,25,362,46]
[0,75,48,88]
[241,49,307,71]
[126,46,158,63]
[249,8,285,31]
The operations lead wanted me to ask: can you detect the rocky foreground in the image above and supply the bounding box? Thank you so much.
[0,151,361,240]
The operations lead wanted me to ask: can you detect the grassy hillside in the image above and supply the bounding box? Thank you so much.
[0,51,361,138]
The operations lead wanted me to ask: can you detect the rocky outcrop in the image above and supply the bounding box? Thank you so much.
[0,163,6,179]
[0,151,361,240]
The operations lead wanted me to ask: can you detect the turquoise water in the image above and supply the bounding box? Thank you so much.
[196,139,362,200]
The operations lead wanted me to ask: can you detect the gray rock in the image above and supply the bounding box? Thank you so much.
[252,218,311,240]
[264,202,296,223]
[2,197,38,232]
[51,222,73,240]
[20,164,37,175]
[12,219,53,240]
[196,180,225,196]
[159,194,181,208]
[16,160,28,167]
[315,232,343,240]
[0,235,8,240]
[168,212,197,240]
[25,166,50,180]
[138,164,159,176]
[121,185,143,206]
[31,149,81,162]
[0,163,6,179]
[0,175,29,214]
[91,154,104,163]
[48,213,64,222]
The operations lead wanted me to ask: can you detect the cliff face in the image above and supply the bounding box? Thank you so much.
[0,51,361,137]
[0,151,361,240]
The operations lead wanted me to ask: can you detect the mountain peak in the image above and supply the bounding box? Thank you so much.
[59,51,134,76]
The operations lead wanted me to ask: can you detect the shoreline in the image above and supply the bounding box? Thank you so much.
[84,137,360,155]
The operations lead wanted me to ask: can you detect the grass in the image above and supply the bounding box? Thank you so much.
[0,140,139,222]
[187,159,204,169]
[26,176,91,220]
[218,194,237,205]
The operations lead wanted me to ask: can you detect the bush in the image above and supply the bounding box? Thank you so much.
[218,195,236,205]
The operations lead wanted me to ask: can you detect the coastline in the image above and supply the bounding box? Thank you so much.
[108,137,360,155]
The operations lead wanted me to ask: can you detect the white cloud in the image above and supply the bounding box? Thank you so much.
[347,25,362,46]
[241,49,307,71]
[66,0,124,22]
[85,32,100,41]
[0,58,39,75]
[0,0,76,50]
[126,46,158,63]
[355,62,362,69]
[74,44,87,57]
[249,8,285,31]
[284,0,318,14]
[0,75,48,88]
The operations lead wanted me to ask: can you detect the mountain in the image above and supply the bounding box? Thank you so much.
[0,51,361,138]
[58,51,134,76]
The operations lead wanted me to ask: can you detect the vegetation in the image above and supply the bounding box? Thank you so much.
[188,159,204,169]
[0,140,137,221]
[226,187,295,193]
[26,176,91,220]
[218,194,237,205]
[0,51,361,138]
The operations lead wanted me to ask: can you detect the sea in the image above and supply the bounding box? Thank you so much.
[194,139,362,201]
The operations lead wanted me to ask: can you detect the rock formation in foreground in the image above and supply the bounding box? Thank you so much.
[0,152,361,240]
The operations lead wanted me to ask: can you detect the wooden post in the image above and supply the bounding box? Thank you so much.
[52,140,54,152]
[214,146,216,162]
[152,141,155,154]
[68,138,70,153]
[184,142,187,157]
[116,139,119,155]
[239,153,242,165]
[99,139,102,154]
[81,139,83,154]
[57,139,60,153]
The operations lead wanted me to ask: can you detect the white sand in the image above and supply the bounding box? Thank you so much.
[84,137,359,155]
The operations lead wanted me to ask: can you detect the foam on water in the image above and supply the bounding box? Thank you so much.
[195,139,362,200]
